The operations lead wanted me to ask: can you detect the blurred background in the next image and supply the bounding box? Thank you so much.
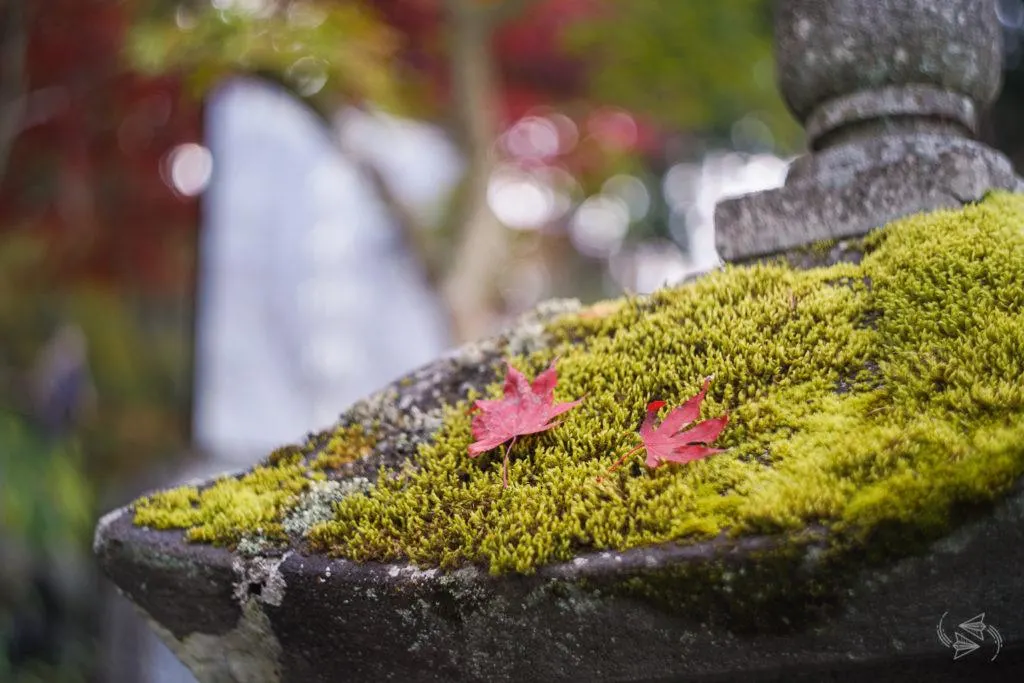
[2,0,1024,681]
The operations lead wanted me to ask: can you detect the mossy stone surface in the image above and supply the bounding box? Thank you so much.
[134,193,1024,577]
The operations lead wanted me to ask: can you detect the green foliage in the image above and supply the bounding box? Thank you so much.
[0,231,189,484]
[127,0,407,112]
[0,413,93,552]
[565,0,801,151]
[132,194,1024,575]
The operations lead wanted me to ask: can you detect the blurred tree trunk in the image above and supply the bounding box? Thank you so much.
[347,0,538,342]
[438,0,510,342]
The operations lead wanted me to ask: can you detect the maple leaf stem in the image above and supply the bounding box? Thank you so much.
[502,437,517,489]
[598,444,644,482]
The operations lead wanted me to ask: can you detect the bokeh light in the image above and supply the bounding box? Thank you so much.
[586,108,638,151]
[487,164,573,229]
[602,174,650,222]
[569,194,631,258]
[163,142,213,196]
[287,57,329,97]
[503,116,562,159]
[287,1,327,28]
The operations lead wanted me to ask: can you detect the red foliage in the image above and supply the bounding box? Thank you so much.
[602,377,728,479]
[468,358,583,487]
[0,0,200,295]
[371,0,594,124]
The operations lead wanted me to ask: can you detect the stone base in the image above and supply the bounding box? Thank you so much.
[715,135,1024,263]
[95,478,1024,682]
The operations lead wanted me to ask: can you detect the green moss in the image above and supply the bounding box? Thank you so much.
[133,425,375,547]
[311,425,377,470]
[134,194,1024,577]
[305,193,1024,573]
[134,461,308,546]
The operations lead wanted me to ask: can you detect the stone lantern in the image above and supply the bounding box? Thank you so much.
[95,1,1024,681]
[716,0,1023,264]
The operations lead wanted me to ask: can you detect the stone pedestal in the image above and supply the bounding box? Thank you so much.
[715,0,1024,264]
[94,2,1024,682]
[94,477,1024,682]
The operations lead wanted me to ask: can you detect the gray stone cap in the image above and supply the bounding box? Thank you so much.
[805,85,977,147]
[776,0,1002,144]
[715,136,1024,263]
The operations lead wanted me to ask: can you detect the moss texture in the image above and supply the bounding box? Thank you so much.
[138,194,1024,575]
[134,426,374,547]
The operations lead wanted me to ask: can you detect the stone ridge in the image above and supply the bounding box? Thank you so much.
[134,194,1024,576]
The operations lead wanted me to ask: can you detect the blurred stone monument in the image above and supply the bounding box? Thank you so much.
[146,78,455,682]
[193,78,452,470]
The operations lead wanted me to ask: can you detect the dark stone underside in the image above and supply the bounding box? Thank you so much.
[97,477,1024,682]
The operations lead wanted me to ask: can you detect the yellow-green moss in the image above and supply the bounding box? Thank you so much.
[304,193,1024,573]
[311,425,377,470]
[133,194,1024,574]
[133,426,375,547]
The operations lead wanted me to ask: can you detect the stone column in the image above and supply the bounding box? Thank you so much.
[715,0,1024,264]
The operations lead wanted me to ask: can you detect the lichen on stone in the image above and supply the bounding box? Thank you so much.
[282,478,370,538]
[133,193,1024,578]
[133,425,375,548]
[305,193,1024,573]
[505,298,583,356]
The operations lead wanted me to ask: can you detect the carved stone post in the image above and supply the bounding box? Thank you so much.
[715,0,1024,263]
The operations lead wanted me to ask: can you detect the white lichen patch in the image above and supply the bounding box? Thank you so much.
[346,387,401,433]
[236,534,275,558]
[282,478,370,538]
[405,405,444,435]
[143,601,283,683]
[233,552,290,607]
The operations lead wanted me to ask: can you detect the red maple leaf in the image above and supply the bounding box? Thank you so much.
[601,377,728,479]
[469,359,583,488]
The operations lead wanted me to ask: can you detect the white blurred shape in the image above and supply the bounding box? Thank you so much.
[570,195,631,258]
[502,261,551,311]
[194,78,451,463]
[305,219,355,264]
[336,108,463,220]
[303,334,367,380]
[212,0,272,15]
[308,162,351,202]
[288,1,327,28]
[287,57,328,97]
[547,113,579,154]
[662,152,789,281]
[176,6,197,29]
[488,165,566,230]
[602,174,650,222]
[297,277,361,318]
[165,143,213,196]
[610,241,691,295]
[504,116,561,159]
[633,241,691,294]
[663,163,701,212]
